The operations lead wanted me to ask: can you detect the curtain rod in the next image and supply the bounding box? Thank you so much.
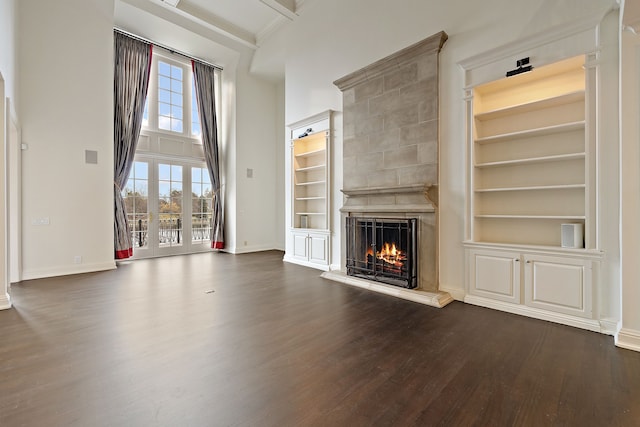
[114,27,223,71]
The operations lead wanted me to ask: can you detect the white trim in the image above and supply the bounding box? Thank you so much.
[463,240,605,260]
[600,317,621,335]
[228,244,280,254]
[0,292,10,310]
[458,12,613,71]
[616,328,640,352]
[464,294,604,332]
[283,254,330,271]
[259,0,297,20]
[256,15,288,46]
[21,261,117,281]
[329,263,341,272]
[287,109,332,131]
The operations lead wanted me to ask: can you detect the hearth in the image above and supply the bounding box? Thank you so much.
[346,217,418,289]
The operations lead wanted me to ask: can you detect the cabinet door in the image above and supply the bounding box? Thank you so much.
[292,232,308,260]
[524,255,592,318]
[468,249,521,304]
[308,233,329,265]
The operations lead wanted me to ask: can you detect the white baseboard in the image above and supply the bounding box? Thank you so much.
[464,294,603,333]
[616,328,640,352]
[21,261,117,281]
[282,255,330,271]
[599,317,620,336]
[329,263,341,272]
[0,292,11,310]
[226,244,280,254]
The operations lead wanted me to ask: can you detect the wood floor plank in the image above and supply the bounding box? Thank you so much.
[0,250,639,426]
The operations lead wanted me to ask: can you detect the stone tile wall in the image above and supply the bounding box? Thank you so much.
[335,31,447,194]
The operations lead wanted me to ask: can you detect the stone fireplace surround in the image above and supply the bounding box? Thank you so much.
[321,31,453,308]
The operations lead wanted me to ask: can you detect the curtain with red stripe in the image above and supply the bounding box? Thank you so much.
[113,32,152,259]
[192,60,224,250]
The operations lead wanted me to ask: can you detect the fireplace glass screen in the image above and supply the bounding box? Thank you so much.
[346,217,417,289]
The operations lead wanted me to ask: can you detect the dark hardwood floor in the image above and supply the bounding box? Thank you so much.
[1,250,639,426]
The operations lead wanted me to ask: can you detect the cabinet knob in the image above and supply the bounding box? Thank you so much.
[514,258,520,262]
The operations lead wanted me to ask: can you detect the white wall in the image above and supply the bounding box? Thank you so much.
[617,13,640,350]
[275,81,285,250]
[19,0,116,279]
[0,0,17,105]
[0,0,17,308]
[257,0,619,298]
[233,58,280,253]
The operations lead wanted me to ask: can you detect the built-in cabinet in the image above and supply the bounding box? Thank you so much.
[291,230,330,266]
[467,247,594,320]
[462,46,607,332]
[284,111,332,270]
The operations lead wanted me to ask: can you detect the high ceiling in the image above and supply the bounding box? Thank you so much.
[156,0,301,48]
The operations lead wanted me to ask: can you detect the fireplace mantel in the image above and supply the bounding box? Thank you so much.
[341,184,438,213]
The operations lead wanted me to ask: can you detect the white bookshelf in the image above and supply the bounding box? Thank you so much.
[470,55,588,248]
[292,130,329,230]
[285,110,333,271]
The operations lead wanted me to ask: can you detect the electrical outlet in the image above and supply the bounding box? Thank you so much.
[74,256,82,264]
[31,217,50,226]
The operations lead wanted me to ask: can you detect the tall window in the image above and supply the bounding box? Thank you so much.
[140,50,218,141]
[125,48,222,259]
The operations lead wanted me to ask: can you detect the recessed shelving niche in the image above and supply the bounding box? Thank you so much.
[470,55,589,248]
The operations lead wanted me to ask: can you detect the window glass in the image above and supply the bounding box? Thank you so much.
[158,60,184,132]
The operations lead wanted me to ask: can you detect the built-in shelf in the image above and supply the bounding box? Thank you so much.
[475,121,585,144]
[287,110,332,270]
[475,184,586,192]
[296,196,326,201]
[468,55,590,249]
[295,148,325,158]
[475,214,586,220]
[296,164,326,172]
[296,180,325,186]
[291,123,330,231]
[475,153,586,168]
[475,90,585,121]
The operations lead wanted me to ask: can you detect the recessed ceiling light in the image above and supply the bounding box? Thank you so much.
[160,0,180,7]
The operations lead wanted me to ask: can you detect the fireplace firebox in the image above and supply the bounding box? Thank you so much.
[346,217,418,289]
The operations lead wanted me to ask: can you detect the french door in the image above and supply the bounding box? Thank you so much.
[123,156,213,258]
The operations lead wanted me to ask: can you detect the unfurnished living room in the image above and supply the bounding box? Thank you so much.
[2,0,640,425]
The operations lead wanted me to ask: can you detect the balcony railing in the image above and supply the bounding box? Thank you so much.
[127,217,212,248]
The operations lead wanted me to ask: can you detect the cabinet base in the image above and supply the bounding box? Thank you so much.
[464,294,606,333]
[283,254,330,271]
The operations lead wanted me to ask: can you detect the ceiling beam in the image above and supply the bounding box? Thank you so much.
[259,0,297,20]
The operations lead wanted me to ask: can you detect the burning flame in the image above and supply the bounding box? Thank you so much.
[372,242,405,267]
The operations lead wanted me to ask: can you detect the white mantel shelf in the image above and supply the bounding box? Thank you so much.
[341,184,434,197]
[321,271,453,309]
[341,184,437,213]
[340,205,435,213]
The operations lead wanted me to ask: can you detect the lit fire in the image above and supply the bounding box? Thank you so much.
[366,242,406,267]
